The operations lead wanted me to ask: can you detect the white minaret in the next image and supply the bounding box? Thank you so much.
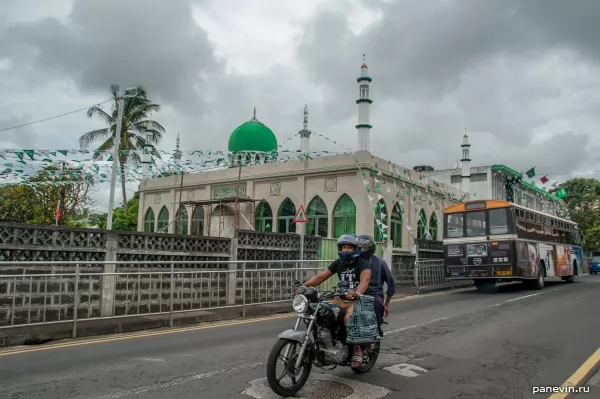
[174,133,182,170]
[141,129,154,178]
[461,128,471,194]
[356,54,373,151]
[298,104,311,153]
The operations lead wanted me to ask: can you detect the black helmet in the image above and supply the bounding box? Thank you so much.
[357,234,376,259]
[336,234,362,261]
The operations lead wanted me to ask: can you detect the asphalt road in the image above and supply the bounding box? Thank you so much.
[1,275,599,399]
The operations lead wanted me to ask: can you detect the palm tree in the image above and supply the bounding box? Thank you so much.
[80,84,165,210]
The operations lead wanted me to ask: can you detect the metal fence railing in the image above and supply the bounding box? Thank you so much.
[413,259,472,294]
[0,259,335,337]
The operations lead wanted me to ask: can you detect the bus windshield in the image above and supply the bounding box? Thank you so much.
[444,208,511,238]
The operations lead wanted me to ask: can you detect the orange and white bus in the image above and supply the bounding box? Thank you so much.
[443,200,583,292]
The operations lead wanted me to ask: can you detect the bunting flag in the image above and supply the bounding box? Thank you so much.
[525,167,536,178]
[540,175,548,184]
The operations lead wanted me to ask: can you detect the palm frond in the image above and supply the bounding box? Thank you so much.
[86,106,113,125]
[80,128,110,150]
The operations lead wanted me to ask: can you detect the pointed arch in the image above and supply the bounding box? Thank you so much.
[390,202,403,247]
[306,196,328,237]
[157,205,169,233]
[333,194,356,238]
[373,198,388,241]
[277,198,296,233]
[191,206,204,235]
[417,208,428,240]
[175,206,189,235]
[255,201,273,232]
[143,207,155,232]
[429,212,439,241]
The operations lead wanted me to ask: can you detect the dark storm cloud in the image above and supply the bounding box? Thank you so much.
[3,0,220,113]
[295,0,600,177]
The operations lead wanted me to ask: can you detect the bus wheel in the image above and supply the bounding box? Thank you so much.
[531,266,545,290]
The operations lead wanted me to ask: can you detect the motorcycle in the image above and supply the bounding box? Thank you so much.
[266,280,384,397]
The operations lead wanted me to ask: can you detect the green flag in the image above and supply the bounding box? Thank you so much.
[556,187,567,198]
[525,167,536,178]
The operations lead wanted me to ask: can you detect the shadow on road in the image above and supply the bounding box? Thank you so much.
[453,279,569,296]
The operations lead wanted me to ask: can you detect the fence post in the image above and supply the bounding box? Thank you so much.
[413,260,419,295]
[227,237,238,306]
[72,263,80,338]
[101,233,118,317]
[242,262,247,318]
[169,262,174,327]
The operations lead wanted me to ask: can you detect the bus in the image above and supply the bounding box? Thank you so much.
[442,199,583,292]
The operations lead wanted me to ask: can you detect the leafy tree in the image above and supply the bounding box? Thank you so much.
[0,165,95,225]
[79,84,165,211]
[550,177,600,251]
[87,192,139,231]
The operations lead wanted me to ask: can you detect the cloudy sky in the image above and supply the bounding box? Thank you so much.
[1,0,599,212]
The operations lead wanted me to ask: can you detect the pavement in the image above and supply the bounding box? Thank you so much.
[0,275,598,399]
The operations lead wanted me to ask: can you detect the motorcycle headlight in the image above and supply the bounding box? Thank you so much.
[292,294,309,313]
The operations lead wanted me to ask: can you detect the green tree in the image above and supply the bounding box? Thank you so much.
[0,165,94,225]
[550,177,600,250]
[87,192,139,231]
[79,84,164,211]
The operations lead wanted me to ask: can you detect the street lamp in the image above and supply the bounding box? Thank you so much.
[106,86,138,230]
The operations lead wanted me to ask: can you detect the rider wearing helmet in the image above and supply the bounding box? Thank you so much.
[357,234,396,335]
[299,233,372,368]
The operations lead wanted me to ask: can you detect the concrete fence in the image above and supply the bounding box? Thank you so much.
[0,259,333,336]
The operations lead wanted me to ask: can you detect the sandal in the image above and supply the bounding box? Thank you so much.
[351,355,363,368]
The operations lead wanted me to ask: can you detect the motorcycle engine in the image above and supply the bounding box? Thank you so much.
[317,327,348,364]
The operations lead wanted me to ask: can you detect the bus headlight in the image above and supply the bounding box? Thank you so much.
[292,294,308,313]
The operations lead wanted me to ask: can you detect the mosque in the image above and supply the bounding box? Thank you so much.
[136,59,568,256]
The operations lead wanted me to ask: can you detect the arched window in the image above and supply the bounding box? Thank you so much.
[157,206,169,233]
[144,208,155,232]
[417,209,428,240]
[255,201,273,232]
[175,206,189,235]
[277,198,296,233]
[390,203,403,247]
[333,194,356,238]
[306,196,328,237]
[429,212,439,241]
[191,206,204,235]
[373,198,388,241]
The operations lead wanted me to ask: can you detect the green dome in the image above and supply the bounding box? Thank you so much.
[228,109,278,153]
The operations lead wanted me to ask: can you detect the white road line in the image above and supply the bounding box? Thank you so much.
[89,362,264,399]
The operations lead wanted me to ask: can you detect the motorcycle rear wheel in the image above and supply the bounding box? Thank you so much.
[266,338,313,397]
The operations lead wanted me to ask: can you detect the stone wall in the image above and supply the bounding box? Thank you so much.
[0,223,321,328]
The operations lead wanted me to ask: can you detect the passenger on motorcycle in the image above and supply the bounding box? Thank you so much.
[298,233,372,368]
[357,234,396,336]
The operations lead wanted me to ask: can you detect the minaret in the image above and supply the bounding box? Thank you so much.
[141,129,154,178]
[356,54,373,152]
[461,128,471,194]
[174,133,182,170]
[298,104,311,153]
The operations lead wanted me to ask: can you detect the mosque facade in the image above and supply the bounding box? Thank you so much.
[135,60,473,256]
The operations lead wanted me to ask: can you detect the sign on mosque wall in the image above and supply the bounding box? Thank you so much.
[213,186,246,199]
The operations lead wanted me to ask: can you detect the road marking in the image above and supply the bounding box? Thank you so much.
[383,363,428,377]
[89,362,264,399]
[0,287,471,357]
[242,374,391,398]
[548,347,600,399]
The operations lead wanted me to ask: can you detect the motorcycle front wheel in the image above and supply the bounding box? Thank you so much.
[266,338,313,397]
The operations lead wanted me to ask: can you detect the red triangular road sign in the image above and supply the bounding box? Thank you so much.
[293,205,309,223]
